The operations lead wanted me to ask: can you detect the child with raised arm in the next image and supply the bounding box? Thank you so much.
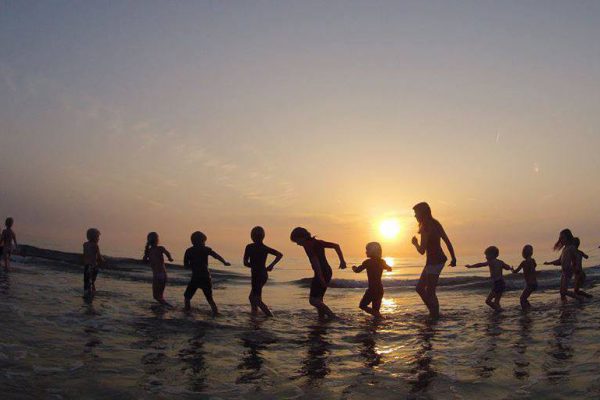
[83,228,104,300]
[572,237,592,298]
[143,232,174,306]
[466,246,512,311]
[511,245,537,310]
[1,217,18,271]
[290,227,347,320]
[243,226,282,317]
[352,242,392,318]
[183,231,230,316]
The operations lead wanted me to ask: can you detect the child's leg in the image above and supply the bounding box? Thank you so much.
[91,267,98,293]
[493,291,503,310]
[183,283,197,310]
[560,273,580,301]
[256,278,273,317]
[83,265,92,296]
[202,286,219,316]
[372,295,383,318]
[520,287,533,310]
[359,290,374,315]
[486,291,499,310]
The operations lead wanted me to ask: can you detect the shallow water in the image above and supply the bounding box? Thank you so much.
[1,256,599,399]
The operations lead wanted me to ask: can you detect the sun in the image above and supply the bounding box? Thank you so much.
[379,219,401,240]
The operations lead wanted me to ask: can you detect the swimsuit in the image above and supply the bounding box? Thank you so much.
[492,279,505,294]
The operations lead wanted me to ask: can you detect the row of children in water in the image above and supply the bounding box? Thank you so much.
[81,225,592,319]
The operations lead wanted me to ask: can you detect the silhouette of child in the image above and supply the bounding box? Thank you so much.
[83,228,103,300]
[143,232,173,306]
[243,226,282,317]
[290,227,347,320]
[544,229,581,302]
[466,246,512,311]
[572,237,592,298]
[183,231,230,316]
[1,217,18,271]
[352,242,392,318]
[511,245,537,310]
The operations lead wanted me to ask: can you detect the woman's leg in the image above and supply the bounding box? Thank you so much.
[425,273,440,318]
[416,270,430,310]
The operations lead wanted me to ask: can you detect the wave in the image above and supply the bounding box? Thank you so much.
[14,244,245,284]
[292,266,600,291]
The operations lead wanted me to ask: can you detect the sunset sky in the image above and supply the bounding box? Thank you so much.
[1,1,599,261]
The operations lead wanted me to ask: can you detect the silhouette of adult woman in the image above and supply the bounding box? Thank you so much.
[411,202,456,319]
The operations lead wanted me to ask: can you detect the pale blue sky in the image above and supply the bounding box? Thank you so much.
[1,1,599,259]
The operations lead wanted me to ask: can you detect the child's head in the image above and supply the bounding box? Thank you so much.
[290,227,312,245]
[5,217,13,228]
[251,226,265,243]
[485,246,500,260]
[366,242,382,259]
[573,237,581,249]
[554,228,574,251]
[146,232,159,248]
[86,228,101,243]
[191,231,207,247]
[522,244,533,259]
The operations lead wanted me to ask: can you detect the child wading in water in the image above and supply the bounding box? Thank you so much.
[466,246,512,311]
[511,244,537,310]
[183,231,230,316]
[143,232,173,306]
[83,228,104,300]
[1,217,18,271]
[290,227,347,320]
[352,242,392,318]
[572,237,592,298]
[243,226,282,317]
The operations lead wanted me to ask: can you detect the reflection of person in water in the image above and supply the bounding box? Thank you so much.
[178,333,208,392]
[237,318,271,384]
[513,314,533,379]
[545,306,576,383]
[475,313,504,379]
[409,322,436,394]
[359,318,382,368]
[300,324,331,385]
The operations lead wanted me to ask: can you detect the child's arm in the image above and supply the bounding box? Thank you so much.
[12,231,18,248]
[544,258,561,266]
[383,260,392,272]
[501,261,512,271]
[210,250,231,266]
[96,244,104,265]
[266,247,283,271]
[579,250,589,259]
[352,261,367,274]
[512,261,524,274]
[321,241,347,269]
[243,245,251,268]
[161,247,174,262]
[465,262,488,269]
[439,225,457,267]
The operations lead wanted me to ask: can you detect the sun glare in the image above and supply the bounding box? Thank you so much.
[379,219,401,240]
[384,257,395,267]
